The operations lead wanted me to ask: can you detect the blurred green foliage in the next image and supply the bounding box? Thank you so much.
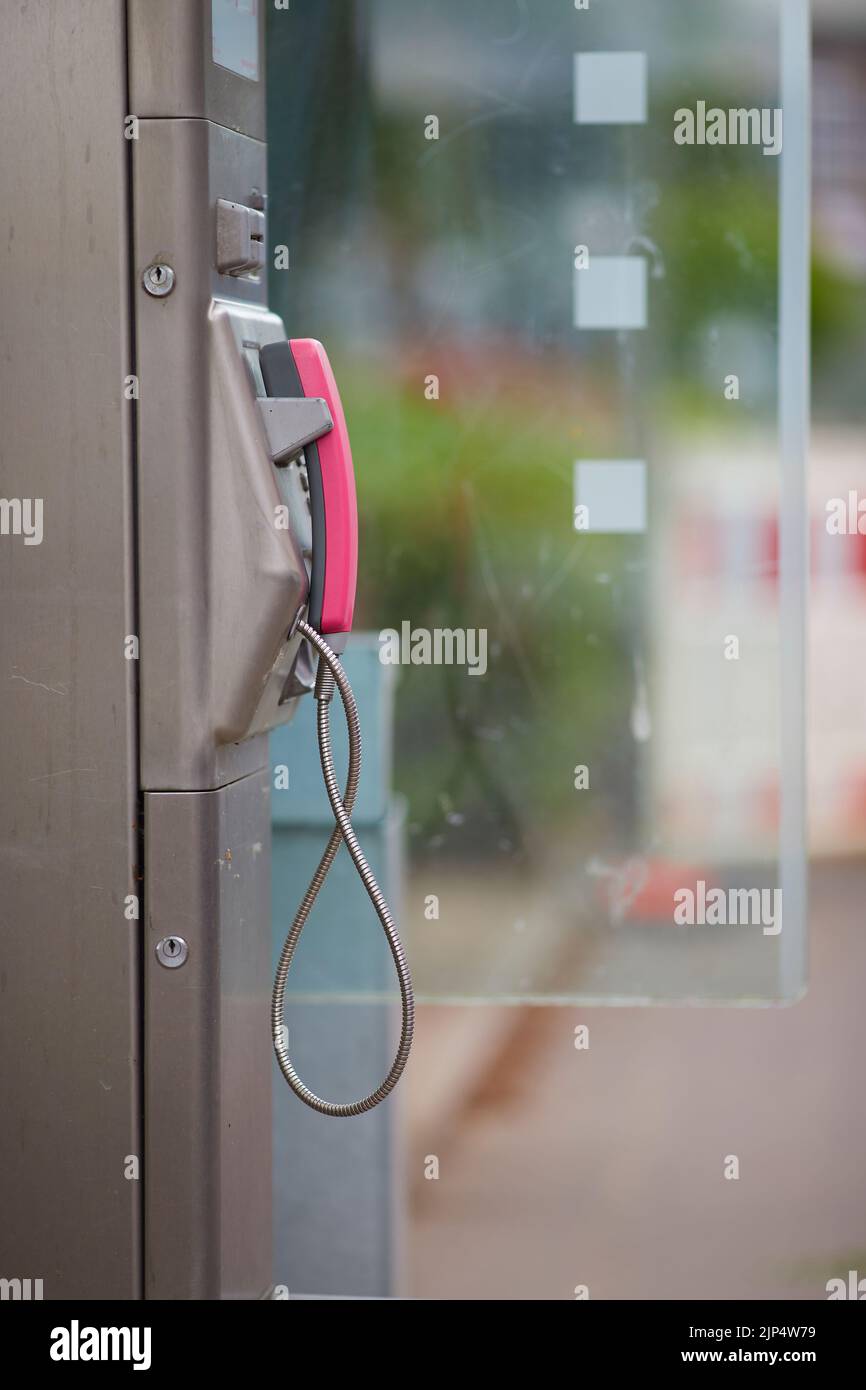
[335,358,642,855]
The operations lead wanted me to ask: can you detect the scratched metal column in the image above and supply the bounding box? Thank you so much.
[0,0,141,1299]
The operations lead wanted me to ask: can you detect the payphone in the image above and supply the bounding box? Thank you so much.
[0,0,809,1303]
[0,0,410,1303]
[130,0,412,1291]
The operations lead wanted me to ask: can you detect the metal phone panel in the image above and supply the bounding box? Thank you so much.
[0,0,140,1298]
[128,0,265,141]
[133,117,309,791]
[144,771,272,1300]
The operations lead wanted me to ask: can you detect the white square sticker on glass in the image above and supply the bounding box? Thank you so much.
[212,0,259,82]
[575,461,647,534]
[574,52,647,124]
[574,255,647,330]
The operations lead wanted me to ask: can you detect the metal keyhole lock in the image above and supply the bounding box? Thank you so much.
[142,262,176,297]
[156,935,189,969]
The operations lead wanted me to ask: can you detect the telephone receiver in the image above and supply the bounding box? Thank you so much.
[260,339,414,1117]
[259,338,357,649]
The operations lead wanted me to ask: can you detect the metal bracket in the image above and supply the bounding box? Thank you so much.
[216,197,265,278]
[256,396,333,465]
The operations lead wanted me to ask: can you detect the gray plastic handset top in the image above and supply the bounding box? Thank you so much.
[257,396,333,466]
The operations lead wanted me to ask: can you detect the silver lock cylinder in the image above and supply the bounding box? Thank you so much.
[155,935,189,968]
[142,262,175,296]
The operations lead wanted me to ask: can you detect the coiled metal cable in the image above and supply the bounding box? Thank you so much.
[271,618,415,1117]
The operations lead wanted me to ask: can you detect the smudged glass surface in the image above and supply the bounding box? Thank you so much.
[267,0,807,1003]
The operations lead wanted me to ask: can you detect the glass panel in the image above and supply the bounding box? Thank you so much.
[268,0,808,1003]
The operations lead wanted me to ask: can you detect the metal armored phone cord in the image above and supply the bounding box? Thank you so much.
[271,618,415,1117]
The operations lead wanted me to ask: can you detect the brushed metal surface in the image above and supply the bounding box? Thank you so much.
[128,0,266,141]
[145,771,273,1300]
[133,118,309,790]
[0,0,141,1298]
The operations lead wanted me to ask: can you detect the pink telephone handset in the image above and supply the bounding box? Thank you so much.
[259,337,357,645]
[289,338,358,640]
[261,335,414,1119]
